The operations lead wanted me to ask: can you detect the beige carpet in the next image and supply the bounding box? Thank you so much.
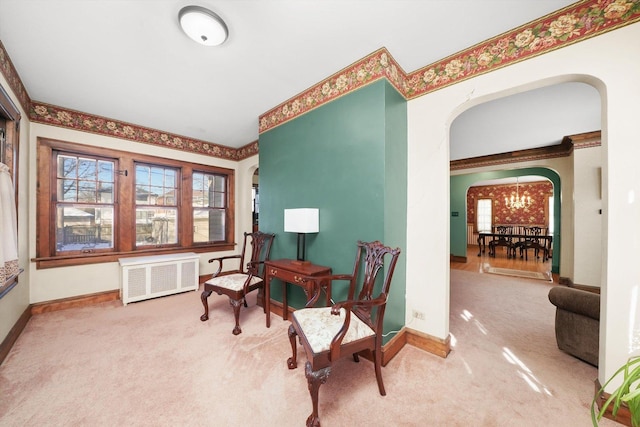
[0,270,617,426]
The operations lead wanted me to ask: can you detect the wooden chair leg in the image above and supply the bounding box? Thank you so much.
[305,361,330,427]
[287,324,298,369]
[373,349,386,396]
[229,298,243,335]
[200,289,212,321]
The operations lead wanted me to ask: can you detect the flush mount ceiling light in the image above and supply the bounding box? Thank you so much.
[178,5,228,46]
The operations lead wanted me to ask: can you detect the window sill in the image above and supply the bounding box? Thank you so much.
[32,244,235,269]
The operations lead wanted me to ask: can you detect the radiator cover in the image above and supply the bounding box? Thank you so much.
[118,253,200,305]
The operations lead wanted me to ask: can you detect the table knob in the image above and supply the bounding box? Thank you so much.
[270,268,277,275]
[294,275,304,284]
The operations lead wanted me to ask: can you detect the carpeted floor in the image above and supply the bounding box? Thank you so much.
[0,270,616,426]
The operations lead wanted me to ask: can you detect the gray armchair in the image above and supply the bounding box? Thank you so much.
[548,286,600,366]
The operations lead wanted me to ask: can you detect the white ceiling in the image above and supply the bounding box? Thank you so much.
[0,0,598,157]
[450,82,601,161]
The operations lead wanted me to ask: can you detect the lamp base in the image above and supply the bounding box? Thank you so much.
[291,259,311,266]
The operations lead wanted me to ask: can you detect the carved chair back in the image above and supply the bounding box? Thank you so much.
[240,231,275,278]
[347,241,401,333]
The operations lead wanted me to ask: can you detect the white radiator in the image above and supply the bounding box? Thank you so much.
[119,252,200,305]
[467,224,477,245]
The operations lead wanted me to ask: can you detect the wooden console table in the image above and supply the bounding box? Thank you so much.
[264,259,332,328]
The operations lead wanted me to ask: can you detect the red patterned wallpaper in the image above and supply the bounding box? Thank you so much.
[467,181,553,226]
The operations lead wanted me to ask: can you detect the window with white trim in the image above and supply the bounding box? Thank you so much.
[477,198,492,232]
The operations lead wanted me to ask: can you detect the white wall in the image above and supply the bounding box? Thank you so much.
[27,123,256,303]
[407,22,640,387]
[574,145,603,287]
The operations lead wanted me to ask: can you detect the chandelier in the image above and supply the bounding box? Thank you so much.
[505,177,532,209]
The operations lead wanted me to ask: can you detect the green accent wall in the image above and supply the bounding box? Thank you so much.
[259,80,407,343]
[450,168,561,273]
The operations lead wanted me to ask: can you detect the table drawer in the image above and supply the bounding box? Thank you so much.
[267,267,307,285]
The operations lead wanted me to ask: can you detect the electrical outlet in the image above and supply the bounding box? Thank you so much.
[412,309,425,320]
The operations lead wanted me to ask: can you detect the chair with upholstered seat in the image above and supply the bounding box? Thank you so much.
[200,231,275,335]
[286,240,401,427]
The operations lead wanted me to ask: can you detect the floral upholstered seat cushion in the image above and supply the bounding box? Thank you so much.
[293,307,375,354]
[205,273,261,292]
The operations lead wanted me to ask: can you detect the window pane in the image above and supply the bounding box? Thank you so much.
[136,207,178,246]
[136,164,178,208]
[55,205,114,252]
[136,165,150,185]
[477,199,492,232]
[60,179,77,201]
[192,172,205,207]
[192,172,227,244]
[193,208,225,243]
[213,175,225,192]
[77,158,97,180]
[98,161,114,182]
[58,155,77,179]
[213,191,225,208]
[99,182,113,203]
[78,180,97,202]
[57,154,114,204]
[164,169,176,187]
[150,167,164,186]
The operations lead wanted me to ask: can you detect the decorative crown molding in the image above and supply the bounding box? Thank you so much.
[259,0,640,134]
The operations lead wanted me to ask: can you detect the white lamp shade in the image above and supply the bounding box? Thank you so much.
[179,6,228,46]
[284,208,319,233]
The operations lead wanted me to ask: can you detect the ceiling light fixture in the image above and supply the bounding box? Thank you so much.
[178,5,228,46]
[505,177,532,210]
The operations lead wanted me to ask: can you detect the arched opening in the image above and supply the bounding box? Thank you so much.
[446,78,603,400]
[465,174,556,280]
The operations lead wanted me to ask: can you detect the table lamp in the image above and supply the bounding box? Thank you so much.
[284,208,319,265]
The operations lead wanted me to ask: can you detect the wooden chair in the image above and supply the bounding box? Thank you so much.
[520,226,548,261]
[200,231,275,335]
[488,225,515,258]
[286,240,401,427]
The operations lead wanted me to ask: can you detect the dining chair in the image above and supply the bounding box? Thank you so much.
[488,225,515,258]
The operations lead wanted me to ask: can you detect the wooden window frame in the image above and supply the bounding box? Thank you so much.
[34,138,235,269]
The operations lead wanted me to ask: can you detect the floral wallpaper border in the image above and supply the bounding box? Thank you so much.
[259,0,640,134]
[29,102,245,161]
[0,41,29,116]
[1,1,638,160]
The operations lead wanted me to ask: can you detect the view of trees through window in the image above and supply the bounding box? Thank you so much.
[55,154,115,252]
[135,164,178,247]
[192,172,226,243]
[38,138,235,267]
